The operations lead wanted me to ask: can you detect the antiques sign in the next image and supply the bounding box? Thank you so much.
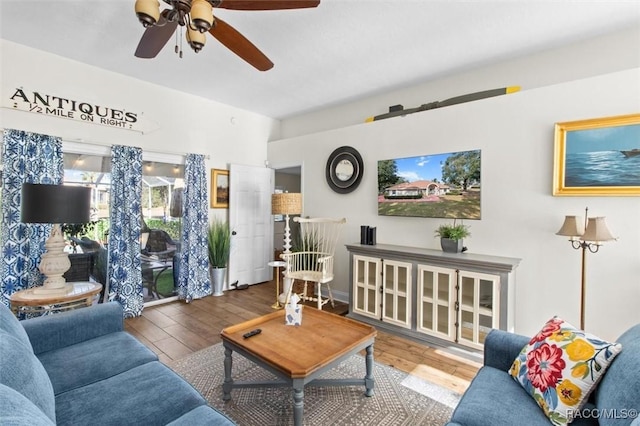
[6,87,143,132]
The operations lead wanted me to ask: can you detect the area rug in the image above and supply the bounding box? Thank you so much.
[169,343,460,426]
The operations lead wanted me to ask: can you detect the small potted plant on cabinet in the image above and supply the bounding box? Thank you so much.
[434,220,470,253]
[207,218,231,296]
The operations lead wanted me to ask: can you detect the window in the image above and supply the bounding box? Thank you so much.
[62,143,185,304]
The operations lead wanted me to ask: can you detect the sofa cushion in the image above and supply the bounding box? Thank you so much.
[22,302,124,355]
[0,331,56,423]
[0,301,32,351]
[0,384,55,426]
[37,331,158,395]
[450,366,601,426]
[509,317,622,426]
[595,323,640,426]
[451,365,555,426]
[55,361,210,426]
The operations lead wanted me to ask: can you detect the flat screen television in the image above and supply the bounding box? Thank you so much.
[377,149,481,219]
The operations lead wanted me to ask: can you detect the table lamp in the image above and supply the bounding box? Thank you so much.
[21,183,92,295]
[271,192,302,305]
[271,192,302,253]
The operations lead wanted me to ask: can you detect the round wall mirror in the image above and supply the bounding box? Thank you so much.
[335,160,354,181]
[326,146,364,193]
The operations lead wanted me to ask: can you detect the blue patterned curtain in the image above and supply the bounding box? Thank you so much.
[176,154,210,302]
[107,145,143,317]
[0,129,63,306]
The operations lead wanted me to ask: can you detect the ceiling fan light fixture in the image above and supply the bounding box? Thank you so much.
[190,0,214,33]
[135,0,161,27]
[186,26,206,53]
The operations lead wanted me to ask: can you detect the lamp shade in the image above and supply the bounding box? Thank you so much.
[272,193,302,215]
[581,217,616,243]
[21,183,91,224]
[556,215,584,238]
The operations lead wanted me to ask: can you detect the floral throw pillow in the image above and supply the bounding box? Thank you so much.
[509,317,622,425]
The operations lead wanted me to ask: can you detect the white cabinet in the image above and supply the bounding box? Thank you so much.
[417,264,456,341]
[457,270,500,350]
[347,243,519,351]
[352,255,380,320]
[382,259,412,329]
[352,256,412,328]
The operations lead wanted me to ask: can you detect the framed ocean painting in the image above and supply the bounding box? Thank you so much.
[553,113,640,196]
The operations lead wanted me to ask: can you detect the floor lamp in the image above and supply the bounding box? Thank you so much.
[21,183,92,295]
[556,207,616,330]
[271,192,302,303]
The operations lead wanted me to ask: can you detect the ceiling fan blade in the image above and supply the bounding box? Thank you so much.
[209,17,274,71]
[215,0,320,11]
[134,19,178,58]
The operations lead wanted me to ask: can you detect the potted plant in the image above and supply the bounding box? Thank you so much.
[434,220,470,253]
[207,218,231,296]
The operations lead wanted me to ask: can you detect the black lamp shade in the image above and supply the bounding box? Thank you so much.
[21,183,91,224]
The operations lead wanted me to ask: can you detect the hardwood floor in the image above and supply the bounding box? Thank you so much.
[124,280,480,394]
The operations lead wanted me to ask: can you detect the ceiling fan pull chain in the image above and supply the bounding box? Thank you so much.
[179,27,183,58]
[174,26,179,55]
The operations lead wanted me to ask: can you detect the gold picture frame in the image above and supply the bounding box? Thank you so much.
[553,113,640,196]
[211,169,229,208]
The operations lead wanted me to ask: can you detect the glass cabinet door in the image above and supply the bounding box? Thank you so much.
[381,259,412,328]
[416,265,456,340]
[352,255,380,319]
[457,271,499,349]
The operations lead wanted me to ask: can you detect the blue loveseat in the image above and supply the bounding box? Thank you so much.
[448,325,640,426]
[0,301,234,425]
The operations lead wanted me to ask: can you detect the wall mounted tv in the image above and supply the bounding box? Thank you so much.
[377,149,481,219]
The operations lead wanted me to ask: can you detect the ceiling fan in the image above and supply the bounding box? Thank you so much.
[134,0,320,71]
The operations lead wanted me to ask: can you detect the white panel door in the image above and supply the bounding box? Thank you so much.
[229,164,273,286]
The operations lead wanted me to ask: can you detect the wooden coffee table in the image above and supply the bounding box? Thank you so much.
[220,308,377,426]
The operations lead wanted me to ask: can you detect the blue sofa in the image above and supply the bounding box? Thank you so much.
[0,301,234,425]
[448,325,640,426]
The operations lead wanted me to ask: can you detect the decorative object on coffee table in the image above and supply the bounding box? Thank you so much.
[21,183,91,295]
[434,220,470,253]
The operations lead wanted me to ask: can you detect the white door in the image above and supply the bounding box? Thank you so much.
[229,164,273,286]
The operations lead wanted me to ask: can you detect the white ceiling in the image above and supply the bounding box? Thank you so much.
[1,0,639,119]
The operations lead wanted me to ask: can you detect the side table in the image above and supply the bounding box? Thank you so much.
[267,260,286,309]
[10,282,103,317]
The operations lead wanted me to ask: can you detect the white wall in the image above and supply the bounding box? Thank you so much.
[279,26,640,140]
[267,68,640,341]
[0,40,278,218]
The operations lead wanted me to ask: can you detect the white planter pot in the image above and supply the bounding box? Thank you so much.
[210,267,226,297]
